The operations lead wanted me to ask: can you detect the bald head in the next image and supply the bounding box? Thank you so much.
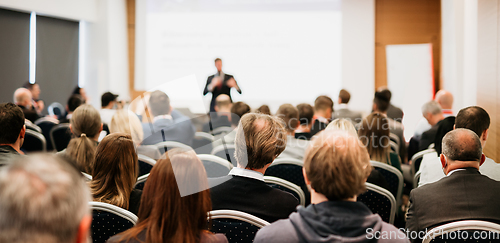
[215,94,232,112]
[13,88,32,108]
[435,90,454,110]
[442,129,482,163]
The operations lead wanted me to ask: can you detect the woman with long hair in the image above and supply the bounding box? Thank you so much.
[65,104,102,174]
[107,148,227,243]
[90,133,141,214]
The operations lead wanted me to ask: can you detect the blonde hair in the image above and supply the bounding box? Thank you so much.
[326,118,357,136]
[110,110,144,145]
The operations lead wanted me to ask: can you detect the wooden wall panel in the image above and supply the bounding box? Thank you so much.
[375,0,441,90]
[126,0,143,100]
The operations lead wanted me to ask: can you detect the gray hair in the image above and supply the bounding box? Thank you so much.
[421,100,442,116]
[0,154,91,243]
[442,128,482,162]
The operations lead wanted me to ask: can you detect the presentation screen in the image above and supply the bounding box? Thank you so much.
[135,0,342,113]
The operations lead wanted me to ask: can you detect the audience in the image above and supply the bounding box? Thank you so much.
[141,90,196,146]
[202,94,232,133]
[90,133,141,215]
[325,118,358,136]
[64,104,102,174]
[211,101,251,148]
[60,94,85,123]
[406,129,500,242]
[210,113,299,223]
[72,86,90,103]
[294,103,314,140]
[413,90,454,138]
[0,154,91,243]
[100,91,119,125]
[14,87,40,123]
[332,89,362,124]
[108,149,228,243]
[310,95,333,136]
[417,101,455,152]
[378,88,404,122]
[0,103,25,165]
[23,82,44,115]
[276,104,309,160]
[256,104,271,115]
[254,130,408,243]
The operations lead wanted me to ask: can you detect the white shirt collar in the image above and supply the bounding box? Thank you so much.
[153,114,173,123]
[337,103,349,110]
[228,167,264,181]
[315,116,329,124]
[447,168,466,176]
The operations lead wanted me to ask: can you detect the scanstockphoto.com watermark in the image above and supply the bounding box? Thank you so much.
[366,228,500,241]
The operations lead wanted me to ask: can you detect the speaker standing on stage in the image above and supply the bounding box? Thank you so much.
[203,58,241,112]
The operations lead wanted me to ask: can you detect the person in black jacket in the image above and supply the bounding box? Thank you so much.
[209,113,299,223]
[203,58,241,112]
[309,95,333,136]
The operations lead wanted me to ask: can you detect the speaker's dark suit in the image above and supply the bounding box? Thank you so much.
[406,168,500,242]
[203,73,241,112]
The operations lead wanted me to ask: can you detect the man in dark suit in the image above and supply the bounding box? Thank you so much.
[406,128,500,242]
[202,94,232,133]
[309,95,333,136]
[203,58,241,112]
[210,113,299,223]
[141,90,195,146]
[377,88,404,122]
[294,103,314,140]
[332,89,362,124]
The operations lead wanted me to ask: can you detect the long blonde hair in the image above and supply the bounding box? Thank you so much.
[110,110,144,145]
[358,113,391,164]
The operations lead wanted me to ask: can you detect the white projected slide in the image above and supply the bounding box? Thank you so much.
[135,0,342,113]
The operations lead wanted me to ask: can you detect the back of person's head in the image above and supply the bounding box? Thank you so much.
[435,90,454,110]
[149,90,171,116]
[455,106,490,138]
[67,94,85,113]
[276,104,299,133]
[358,112,390,164]
[304,130,371,201]
[101,92,118,108]
[0,103,25,145]
[13,88,32,107]
[421,100,442,116]
[442,128,482,163]
[314,95,334,112]
[256,104,271,115]
[110,110,144,145]
[117,148,210,243]
[373,90,390,112]
[338,89,351,104]
[326,118,357,136]
[235,113,287,169]
[297,103,314,126]
[215,94,232,111]
[230,101,251,126]
[90,133,138,210]
[0,154,91,243]
[67,104,102,174]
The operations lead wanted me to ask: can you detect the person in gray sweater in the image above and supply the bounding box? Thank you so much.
[254,130,409,243]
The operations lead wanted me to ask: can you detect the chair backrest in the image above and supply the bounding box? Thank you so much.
[34,117,59,151]
[156,141,192,154]
[209,210,270,243]
[413,170,422,189]
[138,154,156,177]
[210,126,233,136]
[82,172,92,181]
[389,133,400,147]
[21,129,46,153]
[193,132,214,154]
[410,148,437,175]
[134,173,149,190]
[423,220,500,243]
[211,144,237,167]
[389,141,399,154]
[25,122,42,133]
[265,158,310,205]
[48,102,65,119]
[357,182,396,224]
[89,202,138,243]
[197,154,233,178]
[50,123,72,152]
[370,160,403,206]
[264,176,306,206]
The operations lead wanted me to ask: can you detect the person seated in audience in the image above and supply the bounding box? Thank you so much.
[110,109,161,160]
[254,130,408,243]
[108,149,228,243]
[417,101,455,153]
[210,113,299,223]
[141,90,196,146]
[72,86,90,103]
[294,103,314,140]
[100,91,119,125]
[413,90,454,138]
[211,101,251,148]
[332,89,362,124]
[406,129,500,242]
[378,87,404,122]
[256,104,271,115]
[309,95,333,136]
[60,94,85,123]
[373,90,406,163]
[23,82,44,115]
[202,94,232,133]
[62,104,102,174]
[14,87,40,123]
[0,103,26,165]
[90,133,142,215]
[276,104,309,160]
[418,106,499,186]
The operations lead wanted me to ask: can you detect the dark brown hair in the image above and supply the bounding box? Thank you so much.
[256,105,271,115]
[276,104,299,132]
[339,89,351,104]
[314,95,333,112]
[230,101,251,126]
[297,103,314,125]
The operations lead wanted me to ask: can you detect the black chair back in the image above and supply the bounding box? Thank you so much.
[91,211,135,243]
[35,119,59,151]
[50,124,72,152]
[265,161,310,205]
[21,130,46,153]
[357,183,396,224]
[211,218,261,243]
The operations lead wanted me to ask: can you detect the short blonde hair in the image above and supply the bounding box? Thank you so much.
[110,110,144,145]
[326,118,357,136]
[304,130,371,201]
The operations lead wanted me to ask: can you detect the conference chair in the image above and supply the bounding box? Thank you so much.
[25,121,42,133]
[47,102,65,120]
[210,210,270,243]
[197,154,233,178]
[414,170,422,189]
[265,158,310,205]
[264,176,306,206]
[211,144,237,167]
[134,173,149,190]
[138,154,156,177]
[21,129,46,153]
[389,141,399,154]
[89,202,138,243]
[50,123,72,152]
[370,160,403,206]
[422,220,500,243]
[155,141,192,154]
[389,133,400,147]
[210,126,233,136]
[193,132,214,154]
[357,183,397,224]
[410,148,437,176]
[35,117,59,151]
